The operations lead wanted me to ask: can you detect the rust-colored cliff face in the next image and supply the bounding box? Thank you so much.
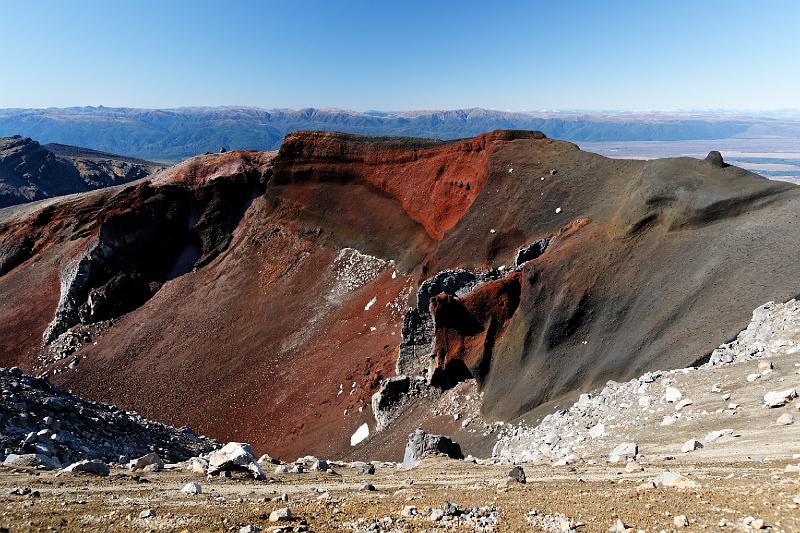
[3,130,800,461]
[274,130,545,241]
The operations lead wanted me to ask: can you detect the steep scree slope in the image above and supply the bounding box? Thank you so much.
[1,130,800,461]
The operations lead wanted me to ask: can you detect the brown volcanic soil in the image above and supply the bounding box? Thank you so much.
[2,131,800,462]
[1,458,797,532]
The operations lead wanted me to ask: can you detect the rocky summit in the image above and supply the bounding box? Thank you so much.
[0,130,799,531]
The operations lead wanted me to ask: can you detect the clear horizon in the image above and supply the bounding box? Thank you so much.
[2,0,799,111]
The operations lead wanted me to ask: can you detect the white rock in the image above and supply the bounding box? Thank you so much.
[681,439,703,453]
[312,459,329,471]
[665,387,682,403]
[704,429,733,442]
[608,518,631,532]
[609,442,637,463]
[747,373,761,382]
[764,388,797,407]
[207,442,265,479]
[588,423,606,439]
[544,432,560,445]
[674,515,689,527]
[429,509,444,522]
[187,457,208,474]
[660,415,678,426]
[674,399,693,411]
[269,508,292,522]
[776,413,794,425]
[62,459,109,476]
[181,482,202,494]
[652,471,697,488]
[240,526,261,533]
[638,396,651,409]
[401,505,417,517]
[3,453,60,470]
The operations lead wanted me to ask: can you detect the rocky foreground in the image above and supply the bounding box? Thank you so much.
[1,299,799,531]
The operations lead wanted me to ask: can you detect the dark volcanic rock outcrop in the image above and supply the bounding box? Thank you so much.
[2,129,800,462]
[0,136,164,208]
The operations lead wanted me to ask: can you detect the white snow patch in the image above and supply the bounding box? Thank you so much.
[350,423,369,446]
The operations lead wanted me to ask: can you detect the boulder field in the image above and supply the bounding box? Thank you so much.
[2,130,800,461]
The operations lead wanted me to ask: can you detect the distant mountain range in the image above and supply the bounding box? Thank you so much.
[2,107,799,162]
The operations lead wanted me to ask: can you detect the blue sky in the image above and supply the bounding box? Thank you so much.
[2,0,798,111]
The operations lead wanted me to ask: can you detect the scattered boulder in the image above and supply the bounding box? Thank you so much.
[443,501,460,516]
[359,463,376,475]
[139,509,155,519]
[674,398,693,411]
[187,457,208,474]
[608,518,633,532]
[764,389,797,407]
[588,423,606,439]
[181,482,202,494]
[508,465,526,484]
[608,442,637,463]
[402,429,463,469]
[665,387,682,403]
[624,461,643,473]
[681,439,703,453]
[62,459,109,476]
[401,505,418,517]
[652,471,697,489]
[2,453,60,470]
[240,526,261,533]
[704,429,734,442]
[257,454,279,467]
[312,459,329,471]
[207,442,265,479]
[132,452,163,472]
[674,515,689,527]
[776,413,794,425]
[362,483,376,491]
[269,507,292,522]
